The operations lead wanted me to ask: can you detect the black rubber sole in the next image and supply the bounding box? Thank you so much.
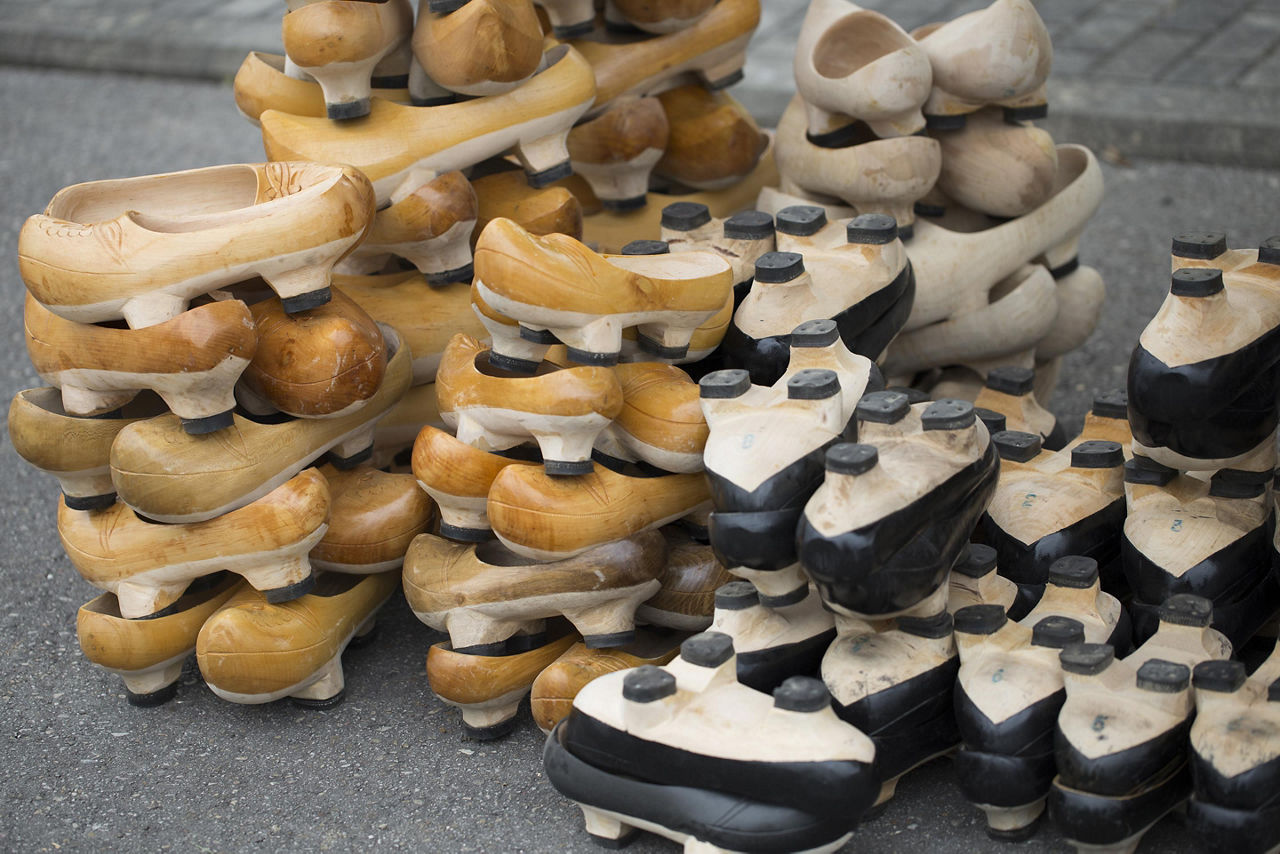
[370,73,410,89]
[601,195,648,213]
[326,99,371,121]
[758,584,809,609]
[425,262,474,287]
[281,287,332,314]
[181,409,234,435]
[565,347,620,367]
[583,630,636,650]
[63,491,116,511]
[327,444,373,470]
[465,717,516,741]
[1004,103,1048,123]
[429,0,471,11]
[292,689,345,710]
[263,572,316,604]
[544,459,595,476]
[438,522,496,543]
[486,351,543,374]
[519,326,561,345]
[552,21,595,39]
[924,112,967,130]
[636,334,689,361]
[526,160,573,189]
[126,680,179,708]
[705,68,744,90]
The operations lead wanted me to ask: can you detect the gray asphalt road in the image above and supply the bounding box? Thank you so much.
[2,66,1276,852]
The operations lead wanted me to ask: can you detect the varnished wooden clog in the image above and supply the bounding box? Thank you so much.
[372,381,446,468]
[242,289,387,419]
[282,0,413,120]
[77,574,241,705]
[233,51,410,125]
[336,170,478,284]
[109,326,410,524]
[261,45,596,204]
[412,0,543,97]
[197,570,400,706]
[19,162,375,325]
[473,168,584,241]
[793,0,931,139]
[404,531,666,649]
[412,425,537,541]
[25,294,256,431]
[335,273,487,384]
[8,388,165,509]
[567,97,670,211]
[635,526,733,630]
[311,464,434,573]
[593,362,706,473]
[488,463,710,561]
[654,85,768,191]
[607,0,716,33]
[60,469,331,619]
[473,216,731,365]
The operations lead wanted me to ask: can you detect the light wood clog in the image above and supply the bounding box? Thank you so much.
[24,294,256,432]
[593,362,707,473]
[109,326,410,524]
[635,526,733,630]
[472,168,584,241]
[60,469,331,619]
[19,162,375,325]
[933,107,1057,218]
[261,45,596,204]
[77,574,241,705]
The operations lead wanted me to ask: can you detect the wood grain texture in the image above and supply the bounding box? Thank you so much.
[282,0,409,68]
[196,570,400,697]
[109,328,410,524]
[427,630,577,706]
[473,169,584,242]
[934,108,1057,218]
[488,463,710,560]
[610,0,716,32]
[655,85,767,191]
[413,424,536,500]
[243,289,387,418]
[638,527,733,628]
[567,97,669,205]
[232,51,410,125]
[414,0,543,96]
[311,464,435,571]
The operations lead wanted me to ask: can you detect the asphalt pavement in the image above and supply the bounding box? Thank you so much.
[2,65,1279,852]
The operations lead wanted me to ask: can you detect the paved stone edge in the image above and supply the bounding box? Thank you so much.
[3,27,1278,169]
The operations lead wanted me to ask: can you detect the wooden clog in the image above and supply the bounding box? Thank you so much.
[233,51,410,126]
[1021,556,1132,652]
[1129,239,1280,472]
[1122,460,1276,647]
[488,463,710,561]
[793,0,931,139]
[473,216,732,365]
[472,168,584,241]
[822,610,960,807]
[197,569,399,706]
[281,0,412,120]
[774,94,939,233]
[436,333,624,473]
[725,220,912,382]
[109,327,410,524]
[953,606,1083,839]
[19,162,375,325]
[1070,390,1133,452]
[335,274,487,385]
[412,0,543,97]
[914,0,1049,126]
[261,45,596,204]
[427,627,578,738]
[980,434,1126,610]
[548,632,878,851]
[947,543,1018,615]
[933,107,1057,218]
[1187,651,1280,854]
[710,582,836,693]
[8,388,164,510]
[635,526,732,630]
[1048,604,1227,854]
[404,531,666,649]
[336,170,478,284]
[654,85,768,192]
[412,425,536,540]
[799,398,999,618]
[77,574,241,706]
[530,628,686,732]
[700,366,850,605]
[592,362,706,473]
[241,290,387,420]
[311,464,434,573]
[25,294,256,432]
[567,97,669,211]
[60,469,330,619]
[974,365,1062,446]
[607,0,716,33]
[569,0,761,113]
